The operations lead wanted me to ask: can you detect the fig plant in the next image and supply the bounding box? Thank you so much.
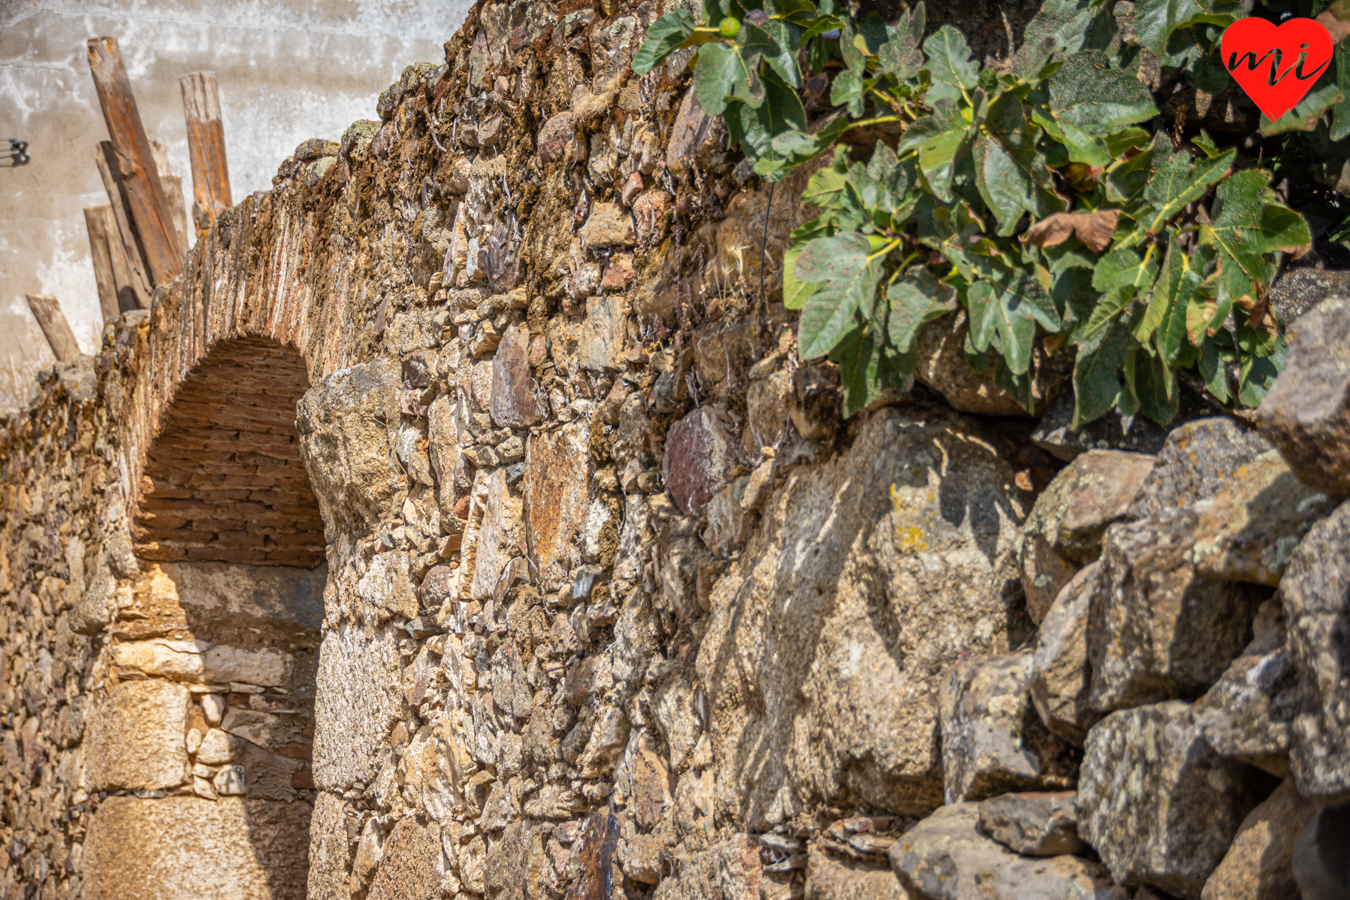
[634,0,1350,424]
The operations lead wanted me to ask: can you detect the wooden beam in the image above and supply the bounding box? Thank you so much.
[85,205,141,316]
[25,295,81,363]
[180,71,232,230]
[84,206,121,321]
[148,137,190,257]
[86,36,183,286]
[95,142,152,309]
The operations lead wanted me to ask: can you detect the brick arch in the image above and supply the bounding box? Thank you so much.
[131,337,324,566]
[121,193,362,569]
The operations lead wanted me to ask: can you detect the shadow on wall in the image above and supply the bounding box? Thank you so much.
[81,337,329,899]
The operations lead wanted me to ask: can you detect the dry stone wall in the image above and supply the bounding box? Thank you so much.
[1,1,1350,899]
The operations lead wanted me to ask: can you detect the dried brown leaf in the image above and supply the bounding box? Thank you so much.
[1021,209,1121,252]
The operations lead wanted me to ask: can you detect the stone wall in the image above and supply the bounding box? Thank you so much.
[1,0,1349,898]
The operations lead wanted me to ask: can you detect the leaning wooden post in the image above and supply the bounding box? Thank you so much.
[25,295,81,363]
[84,207,121,321]
[86,36,183,286]
[180,71,232,230]
[94,142,153,309]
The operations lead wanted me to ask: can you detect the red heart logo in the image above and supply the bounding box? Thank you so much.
[1221,17,1334,122]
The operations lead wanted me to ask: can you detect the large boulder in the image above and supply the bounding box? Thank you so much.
[1191,600,1300,777]
[1192,450,1335,586]
[1127,417,1270,521]
[1200,779,1318,900]
[887,803,1126,900]
[1280,500,1350,800]
[938,651,1076,804]
[1078,701,1275,899]
[1256,297,1350,498]
[1030,562,1100,745]
[1017,450,1154,622]
[1088,512,1267,713]
[696,410,1029,827]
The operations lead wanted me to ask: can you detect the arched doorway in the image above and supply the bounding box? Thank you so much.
[82,337,324,900]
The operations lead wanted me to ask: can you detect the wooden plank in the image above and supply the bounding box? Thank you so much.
[180,71,232,230]
[148,138,191,257]
[84,206,121,322]
[25,295,81,363]
[86,36,183,286]
[94,142,152,309]
[87,205,141,314]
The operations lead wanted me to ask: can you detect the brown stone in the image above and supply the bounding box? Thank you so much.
[1201,779,1318,900]
[580,202,636,251]
[525,423,593,588]
[663,406,740,516]
[490,322,546,427]
[368,817,445,900]
[1018,449,1155,622]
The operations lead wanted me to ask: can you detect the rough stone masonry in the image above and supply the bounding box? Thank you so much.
[2,0,1350,898]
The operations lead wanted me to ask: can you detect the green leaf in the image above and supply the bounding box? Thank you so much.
[1135,343,1179,425]
[1105,132,1166,204]
[1142,147,1235,230]
[1202,170,1313,306]
[1014,0,1117,81]
[831,323,894,417]
[801,152,850,209]
[725,69,809,159]
[896,98,970,202]
[972,92,1065,235]
[1132,0,1240,58]
[1198,337,1232,403]
[1238,341,1284,407]
[1092,244,1158,294]
[632,11,698,74]
[1190,129,1222,159]
[1106,126,1152,157]
[967,269,1062,374]
[694,42,762,114]
[878,3,925,80]
[1333,42,1350,142]
[887,267,958,352]
[755,19,805,88]
[1260,60,1345,136]
[830,69,866,117]
[1048,50,1159,137]
[1079,284,1136,339]
[1072,312,1132,426]
[796,232,886,358]
[782,243,818,309]
[924,26,979,103]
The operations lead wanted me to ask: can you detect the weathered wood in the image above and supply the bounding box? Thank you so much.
[94,142,152,309]
[148,137,191,257]
[86,36,183,286]
[84,207,121,321]
[180,71,232,230]
[85,205,141,315]
[25,295,81,363]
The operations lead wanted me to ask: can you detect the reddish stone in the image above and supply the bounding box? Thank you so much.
[537,112,574,165]
[663,406,740,515]
[600,256,634,292]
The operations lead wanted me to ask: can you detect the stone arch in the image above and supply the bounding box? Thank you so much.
[130,336,324,566]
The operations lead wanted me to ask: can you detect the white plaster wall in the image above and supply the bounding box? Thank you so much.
[0,0,474,407]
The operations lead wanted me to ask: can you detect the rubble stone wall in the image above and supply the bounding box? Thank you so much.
[2,1,1350,899]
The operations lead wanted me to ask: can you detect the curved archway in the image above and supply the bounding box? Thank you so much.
[87,335,325,899]
[131,336,325,567]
